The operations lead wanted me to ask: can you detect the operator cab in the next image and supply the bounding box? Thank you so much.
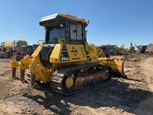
[39,13,88,44]
[14,41,24,49]
[39,13,89,67]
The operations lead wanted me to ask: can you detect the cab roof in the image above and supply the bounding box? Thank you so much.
[39,13,88,26]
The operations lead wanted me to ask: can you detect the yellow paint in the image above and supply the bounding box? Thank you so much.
[19,55,31,70]
[27,44,54,83]
[31,44,44,58]
[99,57,126,77]
[84,75,93,81]
[75,77,83,85]
[10,59,19,68]
[65,74,74,89]
[50,44,62,63]
[50,42,100,64]
[1,40,28,50]
[58,14,87,25]
[10,13,126,87]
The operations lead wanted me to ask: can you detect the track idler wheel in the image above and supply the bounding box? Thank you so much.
[63,74,75,91]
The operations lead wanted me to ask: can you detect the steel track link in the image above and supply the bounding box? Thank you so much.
[50,63,112,95]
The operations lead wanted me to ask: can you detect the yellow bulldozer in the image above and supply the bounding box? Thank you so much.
[11,13,127,95]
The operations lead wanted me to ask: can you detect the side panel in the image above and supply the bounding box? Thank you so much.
[66,44,87,61]
[4,41,14,48]
[50,44,62,63]
[86,44,99,62]
[50,44,87,63]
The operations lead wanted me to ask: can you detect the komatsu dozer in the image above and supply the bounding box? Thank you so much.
[11,13,126,95]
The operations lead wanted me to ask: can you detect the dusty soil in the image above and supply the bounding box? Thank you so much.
[0,53,153,115]
[146,43,153,53]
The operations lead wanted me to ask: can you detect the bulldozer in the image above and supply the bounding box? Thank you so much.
[11,13,127,95]
[117,42,136,55]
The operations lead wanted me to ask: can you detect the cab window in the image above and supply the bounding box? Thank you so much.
[70,20,83,41]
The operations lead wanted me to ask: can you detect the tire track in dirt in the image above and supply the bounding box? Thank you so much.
[135,57,153,115]
[0,56,153,115]
[140,57,153,91]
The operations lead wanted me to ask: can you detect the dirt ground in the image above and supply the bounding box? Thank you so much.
[0,53,153,115]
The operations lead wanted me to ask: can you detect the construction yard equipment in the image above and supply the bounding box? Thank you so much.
[95,46,127,78]
[10,13,127,95]
[135,44,147,53]
[117,42,136,55]
[117,43,126,55]
[13,44,39,60]
[129,42,135,52]
[100,45,118,56]
[0,40,28,58]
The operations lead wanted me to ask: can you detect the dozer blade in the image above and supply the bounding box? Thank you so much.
[99,57,127,78]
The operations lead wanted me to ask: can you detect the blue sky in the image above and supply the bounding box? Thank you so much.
[0,0,153,48]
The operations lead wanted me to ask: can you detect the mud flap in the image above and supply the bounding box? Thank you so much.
[99,58,127,78]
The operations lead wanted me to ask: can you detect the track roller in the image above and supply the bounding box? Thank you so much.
[62,73,75,91]
[51,63,112,95]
